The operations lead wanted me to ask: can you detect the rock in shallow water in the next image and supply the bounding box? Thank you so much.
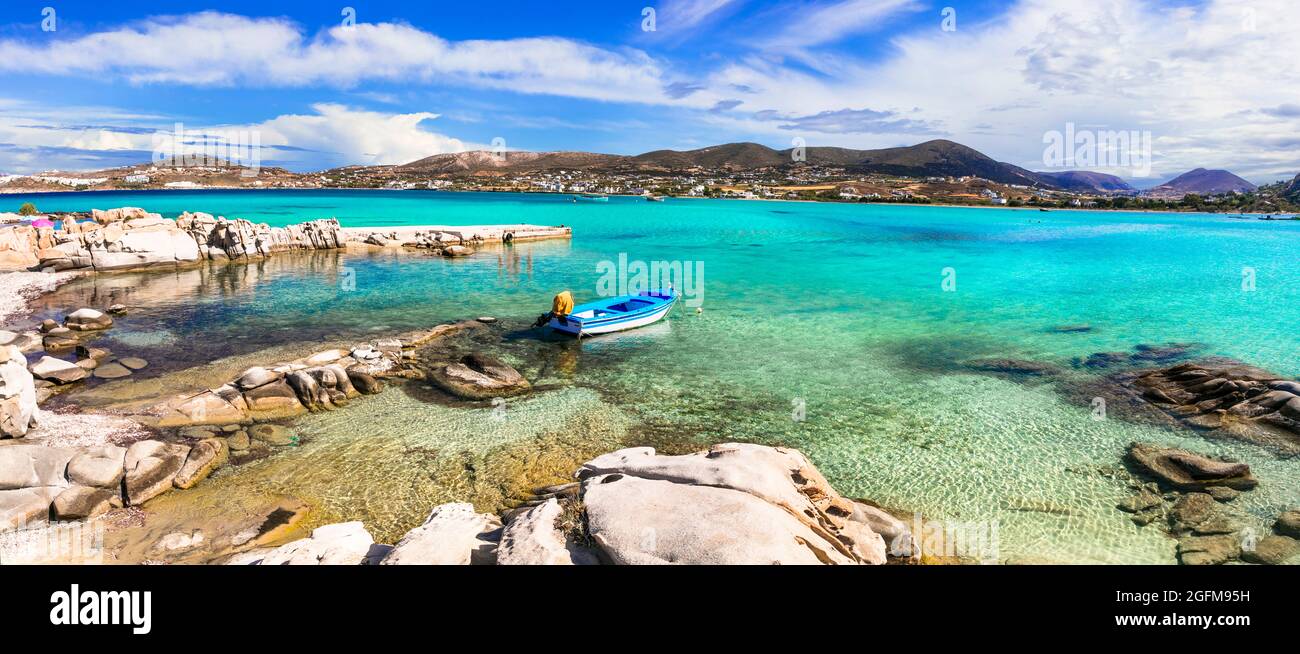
[1126,442,1257,491]
[118,357,148,371]
[92,361,132,380]
[64,308,113,331]
[29,356,87,385]
[1276,510,1300,539]
[249,424,296,446]
[123,440,190,506]
[1177,533,1241,565]
[1241,535,1300,565]
[173,438,228,489]
[427,353,530,400]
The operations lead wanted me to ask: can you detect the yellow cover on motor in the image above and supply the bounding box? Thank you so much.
[552,290,574,316]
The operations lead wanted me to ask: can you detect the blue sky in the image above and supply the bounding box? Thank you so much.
[1,0,1298,183]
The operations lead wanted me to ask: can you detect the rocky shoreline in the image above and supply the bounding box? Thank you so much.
[227,442,915,566]
[0,205,572,274]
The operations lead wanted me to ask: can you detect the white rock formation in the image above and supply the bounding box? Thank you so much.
[380,503,502,565]
[497,498,599,565]
[0,345,37,438]
[577,443,890,565]
[240,522,378,565]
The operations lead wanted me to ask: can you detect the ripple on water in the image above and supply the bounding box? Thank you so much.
[187,385,633,543]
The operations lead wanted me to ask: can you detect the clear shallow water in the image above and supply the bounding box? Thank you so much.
[19,190,1300,562]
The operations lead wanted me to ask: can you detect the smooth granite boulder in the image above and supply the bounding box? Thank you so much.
[242,379,306,420]
[52,485,116,520]
[123,440,190,506]
[235,366,280,390]
[66,445,126,488]
[29,356,88,385]
[0,444,76,490]
[576,443,890,565]
[173,438,228,489]
[247,522,378,565]
[0,345,38,438]
[380,503,502,565]
[0,486,60,530]
[583,474,856,564]
[497,498,599,565]
[158,389,249,427]
[345,367,384,394]
[64,308,113,331]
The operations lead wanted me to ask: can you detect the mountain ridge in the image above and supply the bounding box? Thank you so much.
[397,139,1077,188]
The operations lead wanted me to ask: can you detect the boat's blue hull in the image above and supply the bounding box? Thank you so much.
[549,290,677,336]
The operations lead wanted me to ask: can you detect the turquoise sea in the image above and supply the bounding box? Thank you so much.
[12,189,1300,562]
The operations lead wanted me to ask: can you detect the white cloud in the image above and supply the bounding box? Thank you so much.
[656,0,745,32]
[0,12,693,106]
[760,0,922,50]
[701,0,1300,182]
[247,104,469,166]
[0,102,470,172]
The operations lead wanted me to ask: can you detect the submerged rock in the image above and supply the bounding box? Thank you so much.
[1126,442,1257,491]
[248,424,296,447]
[119,357,148,371]
[963,358,1059,377]
[1241,535,1300,565]
[427,353,530,400]
[1276,509,1300,539]
[92,361,133,380]
[1177,533,1241,565]
[1125,361,1300,453]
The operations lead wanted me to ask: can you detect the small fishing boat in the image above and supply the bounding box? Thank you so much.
[548,289,677,337]
[645,195,665,202]
[575,194,609,202]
